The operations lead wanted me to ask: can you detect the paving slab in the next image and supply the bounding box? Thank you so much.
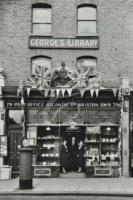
[0,177,133,196]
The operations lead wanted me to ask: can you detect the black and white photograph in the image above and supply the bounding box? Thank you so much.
[0,0,133,199]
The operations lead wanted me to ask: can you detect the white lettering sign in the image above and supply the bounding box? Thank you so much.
[29,37,99,49]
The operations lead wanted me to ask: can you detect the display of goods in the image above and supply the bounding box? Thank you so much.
[38,135,60,140]
[86,126,100,134]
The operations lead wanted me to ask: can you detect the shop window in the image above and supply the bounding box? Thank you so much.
[77,5,97,35]
[32,3,52,35]
[32,57,51,75]
[77,56,97,75]
[8,110,22,125]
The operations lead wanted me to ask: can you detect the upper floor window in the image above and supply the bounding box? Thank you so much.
[77,5,97,35]
[32,56,51,75]
[77,56,97,75]
[31,56,52,88]
[32,4,52,35]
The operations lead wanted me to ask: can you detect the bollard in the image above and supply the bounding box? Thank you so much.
[19,148,33,189]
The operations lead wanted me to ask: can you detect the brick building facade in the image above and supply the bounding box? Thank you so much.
[0,0,133,87]
[0,0,132,178]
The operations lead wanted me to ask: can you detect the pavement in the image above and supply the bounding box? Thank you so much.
[0,173,133,196]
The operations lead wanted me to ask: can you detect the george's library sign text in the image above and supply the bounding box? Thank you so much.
[29,36,99,49]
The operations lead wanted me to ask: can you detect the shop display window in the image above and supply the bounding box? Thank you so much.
[37,126,60,166]
[85,126,121,168]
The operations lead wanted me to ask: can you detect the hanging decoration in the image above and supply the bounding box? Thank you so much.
[21,109,25,138]
[27,88,31,96]
[20,96,25,107]
[35,65,51,89]
[61,89,66,97]
[112,88,117,97]
[17,80,24,98]
[80,89,86,98]
[25,61,102,98]
[56,89,60,97]
[90,89,95,98]
[67,88,72,97]
[95,88,99,98]
[44,89,49,98]
[50,89,55,97]
[51,62,73,88]
[26,76,37,89]
[17,80,26,139]
[71,68,90,89]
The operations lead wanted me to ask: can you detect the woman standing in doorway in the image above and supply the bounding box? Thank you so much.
[60,139,68,174]
[77,140,85,172]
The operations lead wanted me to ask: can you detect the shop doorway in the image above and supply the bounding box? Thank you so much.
[60,126,86,174]
[7,126,22,177]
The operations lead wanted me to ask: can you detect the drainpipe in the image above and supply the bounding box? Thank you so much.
[121,77,130,177]
[0,68,5,166]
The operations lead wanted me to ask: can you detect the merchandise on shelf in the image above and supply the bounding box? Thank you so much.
[85,126,121,170]
[37,129,60,167]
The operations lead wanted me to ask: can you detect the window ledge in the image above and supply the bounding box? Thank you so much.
[29,34,53,37]
[76,34,99,38]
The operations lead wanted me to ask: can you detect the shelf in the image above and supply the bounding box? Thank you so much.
[41,156,59,157]
[86,133,101,135]
[38,147,55,149]
[101,150,117,151]
[85,141,100,143]
[28,123,120,127]
[38,138,60,140]
[101,135,117,137]
[101,142,117,144]
[33,164,60,167]
[85,156,100,158]
[85,165,120,167]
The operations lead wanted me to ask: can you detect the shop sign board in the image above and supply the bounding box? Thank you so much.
[34,167,51,177]
[27,108,120,125]
[5,101,121,108]
[94,166,111,176]
[29,36,99,49]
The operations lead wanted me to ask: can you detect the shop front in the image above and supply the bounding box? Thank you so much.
[3,88,122,178]
[1,63,130,178]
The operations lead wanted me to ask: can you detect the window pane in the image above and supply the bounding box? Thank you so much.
[9,110,22,125]
[77,58,96,74]
[78,7,96,20]
[33,24,51,34]
[32,58,51,74]
[78,21,96,34]
[33,8,51,23]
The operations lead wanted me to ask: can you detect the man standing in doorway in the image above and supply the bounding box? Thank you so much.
[69,136,78,171]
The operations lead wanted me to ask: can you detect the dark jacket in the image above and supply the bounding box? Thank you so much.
[69,142,78,171]
[77,145,85,168]
[60,144,68,169]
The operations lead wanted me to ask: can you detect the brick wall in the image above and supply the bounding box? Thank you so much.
[0,0,133,88]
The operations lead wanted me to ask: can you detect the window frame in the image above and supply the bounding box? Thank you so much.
[31,56,52,75]
[77,56,97,75]
[77,4,97,36]
[32,3,52,35]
